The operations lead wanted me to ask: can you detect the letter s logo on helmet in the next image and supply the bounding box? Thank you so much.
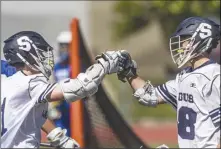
[198,23,212,39]
[17,36,33,52]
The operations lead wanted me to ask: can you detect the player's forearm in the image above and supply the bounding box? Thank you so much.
[41,119,56,134]
[48,63,106,103]
[47,51,123,103]
[127,76,165,104]
[127,76,146,91]
[48,84,65,102]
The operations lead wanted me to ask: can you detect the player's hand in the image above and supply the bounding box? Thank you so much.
[95,50,131,74]
[156,144,169,148]
[47,127,80,148]
[116,51,137,82]
[59,137,80,148]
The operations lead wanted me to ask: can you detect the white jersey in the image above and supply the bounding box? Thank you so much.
[1,74,7,79]
[1,71,56,148]
[156,60,220,148]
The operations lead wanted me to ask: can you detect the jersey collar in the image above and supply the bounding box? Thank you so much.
[182,59,216,73]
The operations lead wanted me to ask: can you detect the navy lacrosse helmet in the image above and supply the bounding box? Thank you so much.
[169,17,220,68]
[3,31,54,78]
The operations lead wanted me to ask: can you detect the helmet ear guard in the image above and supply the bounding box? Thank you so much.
[206,35,220,54]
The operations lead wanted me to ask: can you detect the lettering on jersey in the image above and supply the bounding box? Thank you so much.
[178,107,197,140]
[178,92,194,103]
[42,110,48,119]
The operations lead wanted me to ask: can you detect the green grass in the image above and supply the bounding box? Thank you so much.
[131,102,177,121]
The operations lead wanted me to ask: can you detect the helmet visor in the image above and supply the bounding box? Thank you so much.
[169,35,195,68]
[31,44,54,78]
[37,47,54,78]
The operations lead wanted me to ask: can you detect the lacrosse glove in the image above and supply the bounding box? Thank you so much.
[95,50,127,74]
[116,50,137,82]
[47,127,80,148]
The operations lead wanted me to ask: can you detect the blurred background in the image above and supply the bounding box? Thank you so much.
[1,1,220,148]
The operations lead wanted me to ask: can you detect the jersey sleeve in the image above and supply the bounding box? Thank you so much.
[155,79,177,109]
[203,74,220,127]
[29,76,57,105]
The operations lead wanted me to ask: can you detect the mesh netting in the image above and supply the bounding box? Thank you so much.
[78,25,149,149]
[84,96,123,148]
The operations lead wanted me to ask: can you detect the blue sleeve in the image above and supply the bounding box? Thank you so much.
[1,60,17,77]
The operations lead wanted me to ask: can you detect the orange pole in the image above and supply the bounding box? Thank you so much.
[69,18,84,147]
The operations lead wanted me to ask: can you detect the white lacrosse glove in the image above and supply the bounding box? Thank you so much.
[47,127,80,148]
[95,50,129,74]
[156,144,169,148]
[133,81,158,107]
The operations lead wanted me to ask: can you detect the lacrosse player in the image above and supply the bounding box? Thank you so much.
[1,59,80,148]
[1,31,127,148]
[115,17,220,148]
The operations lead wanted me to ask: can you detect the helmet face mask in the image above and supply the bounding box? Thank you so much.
[169,17,220,68]
[170,35,201,68]
[31,46,54,78]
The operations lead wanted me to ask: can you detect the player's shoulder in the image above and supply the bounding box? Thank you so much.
[202,73,220,97]
[9,71,46,81]
[200,62,220,96]
[176,60,220,85]
[27,73,49,90]
[5,71,48,90]
[200,62,220,81]
[189,60,219,80]
[28,73,48,83]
